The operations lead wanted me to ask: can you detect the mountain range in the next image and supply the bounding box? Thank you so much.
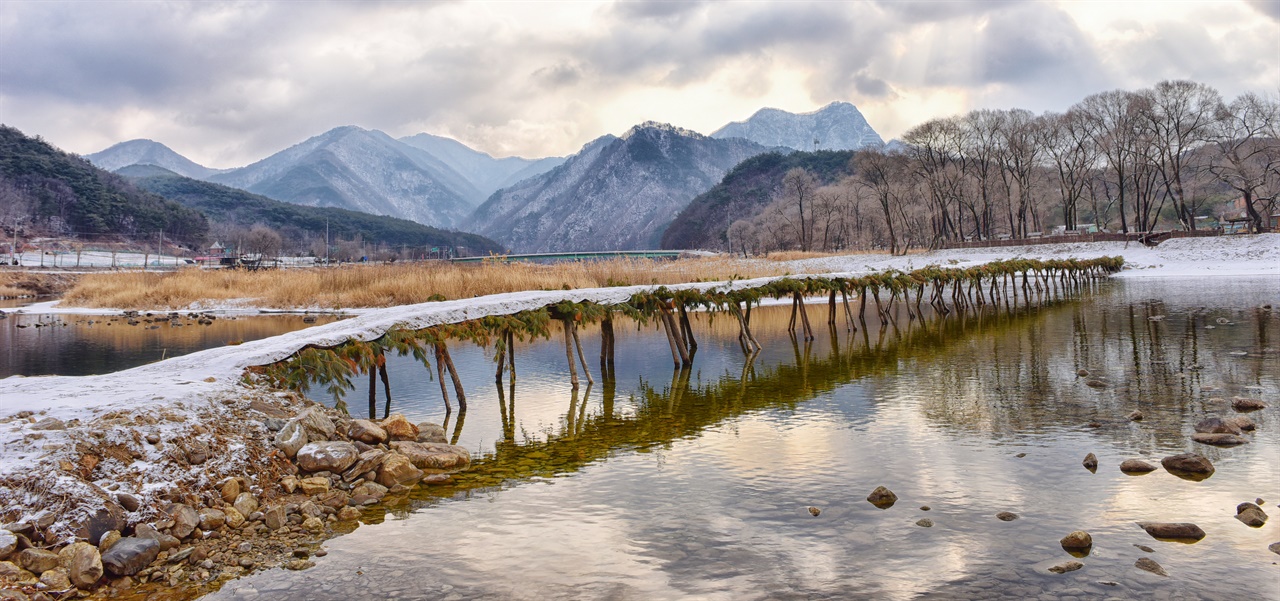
[84,101,885,251]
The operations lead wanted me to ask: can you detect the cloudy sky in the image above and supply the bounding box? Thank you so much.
[1,0,1277,168]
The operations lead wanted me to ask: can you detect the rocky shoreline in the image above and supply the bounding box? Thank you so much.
[0,386,470,600]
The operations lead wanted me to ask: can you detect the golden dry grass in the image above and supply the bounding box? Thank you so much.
[61,257,793,310]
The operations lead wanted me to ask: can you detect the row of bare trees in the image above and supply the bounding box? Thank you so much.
[729,81,1279,256]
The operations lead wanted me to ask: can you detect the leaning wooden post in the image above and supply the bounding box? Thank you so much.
[793,291,815,341]
[433,342,453,414]
[440,341,466,411]
[663,307,692,366]
[368,363,378,420]
[570,319,594,385]
[677,303,698,354]
[827,290,837,326]
[840,287,857,332]
[562,319,580,390]
[658,310,683,368]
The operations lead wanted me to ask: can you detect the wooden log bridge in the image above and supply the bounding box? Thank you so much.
[251,257,1125,418]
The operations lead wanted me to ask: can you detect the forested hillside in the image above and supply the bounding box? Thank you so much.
[128,170,505,256]
[0,125,208,247]
[660,150,854,250]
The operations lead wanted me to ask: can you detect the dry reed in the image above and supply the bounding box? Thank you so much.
[61,257,791,310]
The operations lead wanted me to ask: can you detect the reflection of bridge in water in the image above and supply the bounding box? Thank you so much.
[362,294,1092,522]
[451,250,684,263]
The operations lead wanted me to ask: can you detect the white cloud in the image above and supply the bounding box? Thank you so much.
[0,0,1274,167]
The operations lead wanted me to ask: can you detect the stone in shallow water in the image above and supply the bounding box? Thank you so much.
[1120,459,1158,473]
[1134,557,1167,576]
[347,420,387,445]
[1137,522,1205,541]
[1231,397,1266,412]
[1048,561,1083,574]
[1082,453,1098,471]
[416,422,447,443]
[866,486,897,509]
[389,441,471,473]
[1060,531,1093,551]
[380,414,418,441]
[1194,417,1242,435]
[1235,502,1268,527]
[1191,432,1249,446]
[807,507,821,517]
[916,518,933,528]
[1161,453,1214,479]
[996,512,1018,522]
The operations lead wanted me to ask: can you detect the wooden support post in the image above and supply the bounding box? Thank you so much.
[794,291,815,341]
[677,304,698,354]
[663,308,692,366]
[494,331,506,383]
[506,329,516,381]
[841,288,857,332]
[368,366,377,420]
[571,320,594,385]
[563,319,580,390]
[828,290,837,326]
[658,311,682,368]
[858,286,869,324]
[434,343,453,414]
[379,363,392,419]
[440,342,466,411]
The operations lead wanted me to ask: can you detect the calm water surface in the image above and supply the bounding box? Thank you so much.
[203,278,1276,599]
[0,310,346,378]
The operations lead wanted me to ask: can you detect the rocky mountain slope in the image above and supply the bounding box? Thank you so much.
[465,123,774,252]
[127,168,505,255]
[85,139,222,180]
[712,102,883,151]
[205,126,480,229]
[398,133,564,200]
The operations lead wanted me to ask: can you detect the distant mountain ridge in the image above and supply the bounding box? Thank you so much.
[85,139,223,180]
[465,122,776,252]
[398,133,565,199]
[712,101,883,151]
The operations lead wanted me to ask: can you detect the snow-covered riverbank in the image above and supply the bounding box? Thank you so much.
[0,235,1275,595]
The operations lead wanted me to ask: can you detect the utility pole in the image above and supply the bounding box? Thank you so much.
[10,217,19,266]
[325,219,330,267]
[156,229,163,270]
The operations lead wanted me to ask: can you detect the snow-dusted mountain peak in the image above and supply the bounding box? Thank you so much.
[711,102,884,151]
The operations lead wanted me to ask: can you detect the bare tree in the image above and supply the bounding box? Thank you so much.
[242,223,283,260]
[1206,92,1280,233]
[778,168,818,251]
[1140,80,1224,230]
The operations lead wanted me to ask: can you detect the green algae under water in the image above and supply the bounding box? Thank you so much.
[197,278,1280,600]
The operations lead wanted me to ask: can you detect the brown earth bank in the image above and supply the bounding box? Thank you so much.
[0,388,470,600]
[0,272,82,300]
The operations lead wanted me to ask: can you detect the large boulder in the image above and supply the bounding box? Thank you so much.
[167,504,200,539]
[347,420,388,445]
[341,449,387,482]
[1161,453,1214,479]
[100,537,159,577]
[1137,522,1205,541]
[380,414,419,441]
[59,542,102,589]
[416,422,448,443]
[16,548,59,574]
[273,407,337,458]
[198,508,226,531]
[0,529,15,561]
[71,502,126,546]
[296,441,359,473]
[376,452,424,488]
[389,441,471,473]
[133,524,179,551]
